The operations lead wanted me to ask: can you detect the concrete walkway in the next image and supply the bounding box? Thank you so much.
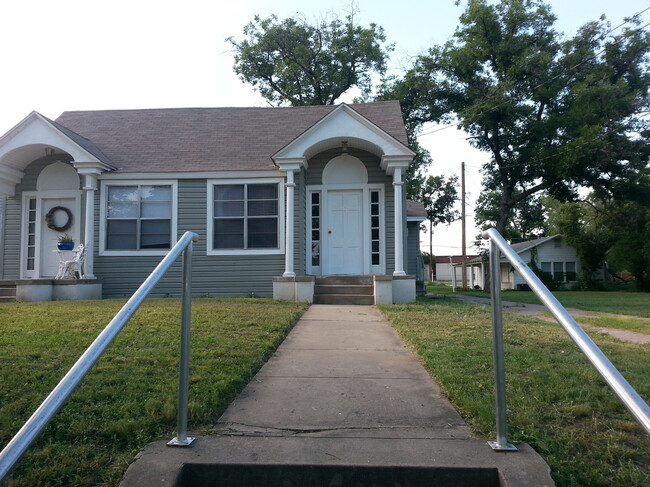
[120,305,554,486]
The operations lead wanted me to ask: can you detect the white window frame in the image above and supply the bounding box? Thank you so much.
[99,180,178,256]
[306,184,385,276]
[207,178,285,256]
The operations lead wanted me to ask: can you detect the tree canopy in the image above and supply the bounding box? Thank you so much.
[227,12,392,106]
[380,0,650,235]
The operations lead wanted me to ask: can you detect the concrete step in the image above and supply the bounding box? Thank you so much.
[0,283,16,302]
[313,294,375,305]
[314,284,374,296]
[315,275,373,286]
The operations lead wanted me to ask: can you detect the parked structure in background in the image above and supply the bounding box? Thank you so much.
[434,255,479,284]
[459,235,596,291]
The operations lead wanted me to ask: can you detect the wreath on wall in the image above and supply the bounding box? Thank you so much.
[45,206,73,232]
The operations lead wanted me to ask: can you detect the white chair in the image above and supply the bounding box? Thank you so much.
[56,244,86,279]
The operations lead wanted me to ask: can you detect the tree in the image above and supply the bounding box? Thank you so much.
[419,175,459,280]
[380,0,650,235]
[227,11,392,106]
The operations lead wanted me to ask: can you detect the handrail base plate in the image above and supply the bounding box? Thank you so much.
[488,441,517,452]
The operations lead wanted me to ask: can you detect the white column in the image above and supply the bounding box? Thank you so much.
[283,170,296,277]
[393,167,406,276]
[82,174,98,278]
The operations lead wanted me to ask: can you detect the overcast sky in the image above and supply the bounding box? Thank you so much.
[2,0,648,255]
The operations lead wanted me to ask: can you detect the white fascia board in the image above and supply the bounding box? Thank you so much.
[99,170,281,180]
[272,104,414,162]
[0,112,103,167]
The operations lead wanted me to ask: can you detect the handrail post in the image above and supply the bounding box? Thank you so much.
[487,239,517,451]
[168,238,195,447]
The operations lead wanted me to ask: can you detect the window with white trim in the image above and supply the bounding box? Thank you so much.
[105,184,173,250]
[212,183,279,251]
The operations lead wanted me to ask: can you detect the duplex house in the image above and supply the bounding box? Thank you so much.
[461,235,583,290]
[0,102,421,303]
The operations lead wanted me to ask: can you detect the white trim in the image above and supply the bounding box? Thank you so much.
[99,170,280,180]
[99,180,179,257]
[20,192,38,279]
[207,177,285,256]
[306,183,385,276]
[21,190,83,278]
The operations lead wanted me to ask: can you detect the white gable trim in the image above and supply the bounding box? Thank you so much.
[272,104,414,175]
[0,112,111,195]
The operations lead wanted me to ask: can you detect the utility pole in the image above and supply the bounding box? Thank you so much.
[461,161,468,290]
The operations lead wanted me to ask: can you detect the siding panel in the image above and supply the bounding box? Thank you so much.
[95,178,285,298]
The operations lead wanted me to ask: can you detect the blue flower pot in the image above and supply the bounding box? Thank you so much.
[57,242,74,251]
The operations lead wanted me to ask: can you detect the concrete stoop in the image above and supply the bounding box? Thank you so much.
[120,435,554,487]
[313,276,375,305]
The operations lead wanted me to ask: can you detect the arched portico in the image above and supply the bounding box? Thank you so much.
[272,104,415,280]
[0,112,113,280]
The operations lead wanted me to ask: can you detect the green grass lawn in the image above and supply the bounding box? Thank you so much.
[0,298,308,487]
[381,297,650,487]
[428,282,650,318]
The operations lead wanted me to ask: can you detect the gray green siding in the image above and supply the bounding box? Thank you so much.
[407,221,422,277]
[95,178,284,298]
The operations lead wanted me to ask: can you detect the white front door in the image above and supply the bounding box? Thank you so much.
[325,189,363,275]
[39,197,78,278]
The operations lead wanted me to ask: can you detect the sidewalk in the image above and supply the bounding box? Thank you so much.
[120,305,554,486]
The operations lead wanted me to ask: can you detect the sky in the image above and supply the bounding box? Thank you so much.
[2,0,648,256]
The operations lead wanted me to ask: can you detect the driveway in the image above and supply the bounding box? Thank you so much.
[442,294,650,345]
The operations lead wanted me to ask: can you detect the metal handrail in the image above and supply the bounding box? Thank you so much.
[482,228,650,451]
[0,231,199,482]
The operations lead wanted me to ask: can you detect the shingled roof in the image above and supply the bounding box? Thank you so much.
[54,101,408,173]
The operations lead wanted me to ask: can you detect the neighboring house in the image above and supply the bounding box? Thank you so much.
[0,102,421,303]
[460,235,584,291]
[434,255,479,283]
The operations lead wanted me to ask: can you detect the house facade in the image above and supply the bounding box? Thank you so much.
[461,235,583,291]
[0,102,420,303]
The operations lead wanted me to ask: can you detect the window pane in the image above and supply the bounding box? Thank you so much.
[311,192,320,205]
[141,220,171,248]
[214,219,244,249]
[371,191,379,203]
[107,220,137,249]
[141,201,171,218]
[248,200,277,216]
[541,262,551,273]
[108,201,138,218]
[214,185,244,200]
[372,241,379,253]
[565,262,575,272]
[372,229,379,240]
[214,201,244,217]
[372,254,380,265]
[29,199,36,210]
[312,218,319,229]
[371,216,379,228]
[248,184,277,200]
[248,218,278,248]
[141,186,171,201]
[108,186,138,202]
